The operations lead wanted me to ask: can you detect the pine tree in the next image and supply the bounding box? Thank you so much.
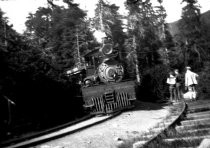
[93,0,125,44]
[125,0,165,70]
[25,0,95,72]
[178,0,203,68]
[125,0,170,101]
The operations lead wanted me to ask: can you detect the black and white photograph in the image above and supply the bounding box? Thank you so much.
[0,0,210,147]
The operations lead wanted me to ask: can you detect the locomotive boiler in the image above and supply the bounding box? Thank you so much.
[80,43,137,114]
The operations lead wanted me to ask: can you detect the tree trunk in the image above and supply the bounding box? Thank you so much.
[133,35,140,84]
[193,44,201,62]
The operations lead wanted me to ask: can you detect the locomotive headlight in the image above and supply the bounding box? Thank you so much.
[98,62,124,83]
[84,79,91,86]
[106,67,116,79]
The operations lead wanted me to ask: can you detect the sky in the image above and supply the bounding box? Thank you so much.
[0,0,209,34]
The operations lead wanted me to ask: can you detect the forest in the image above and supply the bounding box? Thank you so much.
[0,0,210,139]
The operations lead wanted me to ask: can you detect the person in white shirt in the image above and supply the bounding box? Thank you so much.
[167,71,176,103]
[185,66,199,100]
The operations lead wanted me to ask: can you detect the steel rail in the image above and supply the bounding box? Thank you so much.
[141,99,210,148]
[1,111,122,148]
[140,100,187,148]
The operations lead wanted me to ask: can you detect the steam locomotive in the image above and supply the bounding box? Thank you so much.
[67,42,137,115]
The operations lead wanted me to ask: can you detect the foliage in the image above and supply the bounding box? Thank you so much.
[124,0,171,101]
[0,4,88,137]
[25,1,96,72]
[125,0,169,72]
[177,0,204,69]
[0,0,210,138]
[197,62,210,99]
[166,1,210,101]
[138,65,169,102]
[93,0,126,47]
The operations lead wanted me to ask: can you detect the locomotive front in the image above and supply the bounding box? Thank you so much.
[82,43,137,114]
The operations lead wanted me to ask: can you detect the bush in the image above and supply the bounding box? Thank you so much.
[138,65,169,102]
[197,62,210,99]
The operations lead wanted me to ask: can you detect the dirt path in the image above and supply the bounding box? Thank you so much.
[35,102,172,148]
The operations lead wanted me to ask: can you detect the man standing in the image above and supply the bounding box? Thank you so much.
[167,71,176,103]
[185,66,199,100]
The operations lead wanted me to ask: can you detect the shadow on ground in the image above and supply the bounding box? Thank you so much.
[131,100,168,112]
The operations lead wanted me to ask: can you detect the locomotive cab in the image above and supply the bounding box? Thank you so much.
[83,48,101,86]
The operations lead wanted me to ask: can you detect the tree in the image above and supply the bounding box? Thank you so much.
[25,0,95,74]
[125,0,165,71]
[178,0,204,68]
[0,5,87,135]
[125,0,170,101]
[155,0,175,66]
[93,0,126,46]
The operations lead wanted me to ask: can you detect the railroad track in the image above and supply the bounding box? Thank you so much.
[139,99,210,148]
[1,101,187,148]
[0,112,121,148]
[3,100,209,148]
